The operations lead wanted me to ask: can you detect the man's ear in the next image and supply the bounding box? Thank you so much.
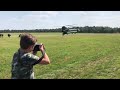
[31,45,34,49]
[28,45,33,49]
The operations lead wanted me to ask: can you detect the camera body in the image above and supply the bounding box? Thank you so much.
[33,44,42,51]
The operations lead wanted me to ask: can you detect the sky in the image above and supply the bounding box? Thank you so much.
[0,11,120,30]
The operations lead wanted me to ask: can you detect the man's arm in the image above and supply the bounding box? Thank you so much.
[39,52,50,64]
[39,44,50,64]
[31,44,50,66]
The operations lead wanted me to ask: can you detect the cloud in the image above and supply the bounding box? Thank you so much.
[71,11,87,15]
[9,11,59,24]
[6,11,59,29]
[31,11,59,17]
[1,11,120,29]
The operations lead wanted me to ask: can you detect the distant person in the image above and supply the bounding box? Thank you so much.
[19,34,21,37]
[0,34,3,38]
[11,33,50,79]
[8,34,11,38]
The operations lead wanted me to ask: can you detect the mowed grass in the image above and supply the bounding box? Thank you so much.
[1,33,120,79]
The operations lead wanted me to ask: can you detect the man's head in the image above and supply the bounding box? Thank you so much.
[20,33,37,52]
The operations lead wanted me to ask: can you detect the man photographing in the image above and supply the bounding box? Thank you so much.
[11,33,50,79]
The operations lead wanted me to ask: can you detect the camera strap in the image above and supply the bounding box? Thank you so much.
[17,49,27,66]
[32,50,45,66]
[18,49,22,65]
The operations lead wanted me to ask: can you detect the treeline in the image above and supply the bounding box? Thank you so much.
[0,26,120,33]
[0,28,62,33]
[77,26,120,33]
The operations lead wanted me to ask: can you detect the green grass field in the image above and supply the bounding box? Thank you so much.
[1,33,120,79]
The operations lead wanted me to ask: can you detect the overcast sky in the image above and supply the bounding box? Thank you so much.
[0,11,120,30]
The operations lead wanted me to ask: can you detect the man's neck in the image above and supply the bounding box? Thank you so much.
[20,48,30,53]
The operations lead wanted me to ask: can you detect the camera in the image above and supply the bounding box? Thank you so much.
[33,44,42,51]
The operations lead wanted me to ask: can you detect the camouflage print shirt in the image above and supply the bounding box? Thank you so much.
[11,49,39,79]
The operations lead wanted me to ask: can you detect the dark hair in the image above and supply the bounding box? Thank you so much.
[20,33,37,49]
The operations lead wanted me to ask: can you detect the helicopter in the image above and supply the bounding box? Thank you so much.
[61,25,80,36]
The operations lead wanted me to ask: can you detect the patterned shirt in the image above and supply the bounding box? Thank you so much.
[11,49,39,79]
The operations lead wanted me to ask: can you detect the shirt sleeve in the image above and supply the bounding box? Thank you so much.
[21,53,40,66]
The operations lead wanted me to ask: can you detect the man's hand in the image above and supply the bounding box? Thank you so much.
[39,43,45,52]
